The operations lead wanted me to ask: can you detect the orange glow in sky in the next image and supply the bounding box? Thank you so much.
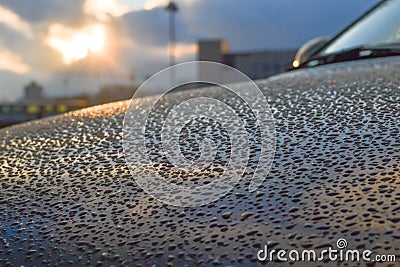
[47,24,106,64]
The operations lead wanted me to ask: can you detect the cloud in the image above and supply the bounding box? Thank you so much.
[144,0,167,11]
[0,0,84,24]
[0,70,31,101]
[83,0,132,21]
[46,23,106,64]
[118,6,196,48]
[0,5,33,38]
[119,8,171,47]
[0,45,30,74]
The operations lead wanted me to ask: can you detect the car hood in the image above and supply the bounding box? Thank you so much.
[1,57,399,266]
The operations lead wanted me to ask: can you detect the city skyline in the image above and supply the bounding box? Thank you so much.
[0,0,379,101]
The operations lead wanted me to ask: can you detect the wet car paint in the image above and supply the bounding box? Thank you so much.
[0,56,399,266]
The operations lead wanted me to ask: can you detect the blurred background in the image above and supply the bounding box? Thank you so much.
[0,0,379,127]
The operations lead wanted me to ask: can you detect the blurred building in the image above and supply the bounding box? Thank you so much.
[24,81,44,100]
[0,81,89,128]
[0,80,138,128]
[198,39,296,82]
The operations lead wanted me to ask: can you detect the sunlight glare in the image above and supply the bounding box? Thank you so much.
[47,24,106,64]
[84,0,131,21]
[144,0,167,10]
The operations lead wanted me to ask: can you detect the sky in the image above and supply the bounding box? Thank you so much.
[0,0,379,101]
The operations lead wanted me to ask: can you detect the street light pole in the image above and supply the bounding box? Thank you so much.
[165,2,178,67]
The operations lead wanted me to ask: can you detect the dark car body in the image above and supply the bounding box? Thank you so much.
[2,0,400,265]
[1,55,399,266]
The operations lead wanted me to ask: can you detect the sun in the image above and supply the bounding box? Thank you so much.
[47,24,106,64]
[85,25,105,53]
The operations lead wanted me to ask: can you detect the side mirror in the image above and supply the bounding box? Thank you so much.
[292,37,330,68]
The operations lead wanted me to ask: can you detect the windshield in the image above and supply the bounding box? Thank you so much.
[320,0,400,56]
